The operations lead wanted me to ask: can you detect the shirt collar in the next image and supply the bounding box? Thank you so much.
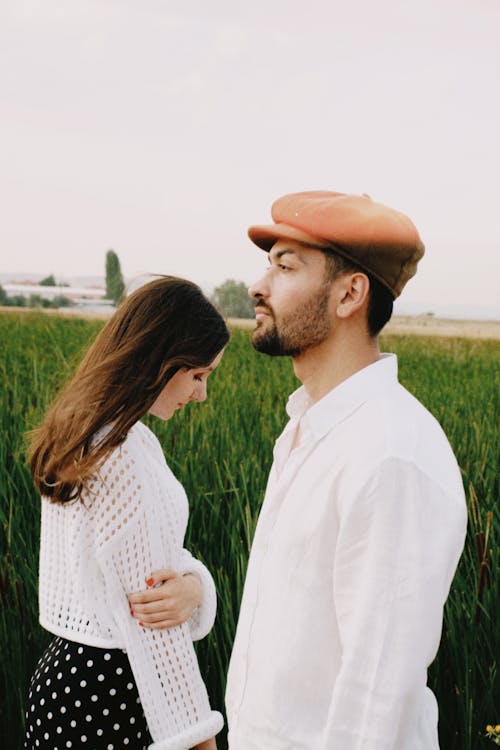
[286,353,399,440]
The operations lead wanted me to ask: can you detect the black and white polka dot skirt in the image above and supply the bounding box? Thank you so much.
[24,636,153,750]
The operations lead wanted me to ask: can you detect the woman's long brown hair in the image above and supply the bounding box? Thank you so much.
[29,276,230,503]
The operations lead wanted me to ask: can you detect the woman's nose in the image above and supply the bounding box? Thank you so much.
[192,380,207,402]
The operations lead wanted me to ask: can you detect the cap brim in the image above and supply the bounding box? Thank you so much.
[248,223,332,252]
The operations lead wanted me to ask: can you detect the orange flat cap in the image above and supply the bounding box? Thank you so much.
[248,190,425,298]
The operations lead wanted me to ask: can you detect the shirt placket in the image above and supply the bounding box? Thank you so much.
[233,416,318,722]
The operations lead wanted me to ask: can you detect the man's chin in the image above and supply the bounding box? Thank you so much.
[251,329,287,357]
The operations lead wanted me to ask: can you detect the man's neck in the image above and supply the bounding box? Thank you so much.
[292,330,380,403]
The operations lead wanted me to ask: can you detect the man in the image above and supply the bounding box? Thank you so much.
[226,191,467,749]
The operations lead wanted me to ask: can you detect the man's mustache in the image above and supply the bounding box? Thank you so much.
[253,301,274,316]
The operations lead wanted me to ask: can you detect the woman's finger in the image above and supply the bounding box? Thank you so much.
[137,617,183,630]
[131,608,183,623]
[128,589,163,605]
[144,569,179,587]
[130,598,176,615]
[129,583,176,605]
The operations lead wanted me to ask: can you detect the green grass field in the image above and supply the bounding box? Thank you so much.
[1,311,498,749]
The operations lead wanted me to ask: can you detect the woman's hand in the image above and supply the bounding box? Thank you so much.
[128,569,202,629]
[192,737,217,750]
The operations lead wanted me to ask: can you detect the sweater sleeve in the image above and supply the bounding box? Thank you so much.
[323,457,466,749]
[90,436,223,750]
[178,548,217,641]
[133,421,217,640]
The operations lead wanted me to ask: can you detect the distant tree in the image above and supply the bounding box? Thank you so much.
[28,294,50,308]
[7,295,26,307]
[51,295,73,308]
[211,279,254,319]
[105,249,125,305]
[40,274,56,286]
[0,285,8,306]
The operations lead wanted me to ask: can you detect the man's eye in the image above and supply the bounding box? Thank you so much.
[194,374,203,382]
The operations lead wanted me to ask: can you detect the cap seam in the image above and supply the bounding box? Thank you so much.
[392,247,421,295]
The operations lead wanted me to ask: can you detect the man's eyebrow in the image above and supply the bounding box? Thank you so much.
[268,248,301,263]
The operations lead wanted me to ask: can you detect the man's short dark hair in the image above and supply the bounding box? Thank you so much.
[323,250,394,337]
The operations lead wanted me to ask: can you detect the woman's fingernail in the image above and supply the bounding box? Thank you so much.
[130,610,134,616]
[139,622,144,627]
[146,577,154,587]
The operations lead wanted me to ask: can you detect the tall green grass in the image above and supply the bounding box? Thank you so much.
[0,312,498,749]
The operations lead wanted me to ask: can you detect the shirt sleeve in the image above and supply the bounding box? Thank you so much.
[323,457,466,749]
[178,548,217,641]
[90,439,223,750]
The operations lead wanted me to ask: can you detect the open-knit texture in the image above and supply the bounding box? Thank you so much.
[39,420,223,749]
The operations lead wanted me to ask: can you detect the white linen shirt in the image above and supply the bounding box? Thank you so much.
[226,354,467,750]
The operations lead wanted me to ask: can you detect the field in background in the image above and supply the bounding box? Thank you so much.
[3,305,500,340]
[0,312,498,749]
[227,314,500,340]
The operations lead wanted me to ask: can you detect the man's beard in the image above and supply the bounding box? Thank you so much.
[251,282,332,357]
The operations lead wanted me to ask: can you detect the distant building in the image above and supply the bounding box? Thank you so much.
[3,283,113,308]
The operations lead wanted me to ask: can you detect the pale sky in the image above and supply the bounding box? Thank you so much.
[1,0,499,317]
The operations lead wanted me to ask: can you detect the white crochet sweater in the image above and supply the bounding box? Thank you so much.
[39,420,223,750]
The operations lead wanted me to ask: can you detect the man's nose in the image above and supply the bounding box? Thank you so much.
[248,273,268,301]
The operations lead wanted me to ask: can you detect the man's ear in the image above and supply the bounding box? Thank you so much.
[335,273,370,319]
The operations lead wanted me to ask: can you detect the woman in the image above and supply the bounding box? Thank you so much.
[25,276,229,750]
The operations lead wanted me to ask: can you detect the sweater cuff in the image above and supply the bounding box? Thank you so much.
[179,553,217,641]
[147,710,223,750]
